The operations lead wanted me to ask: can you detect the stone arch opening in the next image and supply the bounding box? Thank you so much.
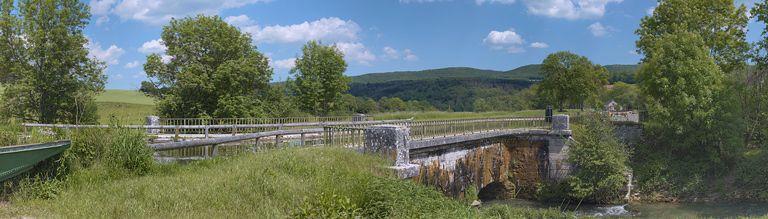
[477,181,512,202]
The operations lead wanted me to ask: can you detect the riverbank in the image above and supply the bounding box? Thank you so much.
[0,147,570,218]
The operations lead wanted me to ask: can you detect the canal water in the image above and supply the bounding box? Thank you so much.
[492,199,768,218]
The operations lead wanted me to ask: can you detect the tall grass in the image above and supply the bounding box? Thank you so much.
[1,147,571,218]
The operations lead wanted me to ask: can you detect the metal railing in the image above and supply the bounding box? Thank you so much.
[159,115,373,126]
[324,116,549,149]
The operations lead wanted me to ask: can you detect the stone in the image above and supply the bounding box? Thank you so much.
[471,200,482,207]
[364,125,410,166]
[551,114,569,131]
[146,115,160,134]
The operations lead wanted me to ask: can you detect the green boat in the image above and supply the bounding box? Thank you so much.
[0,140,70,182]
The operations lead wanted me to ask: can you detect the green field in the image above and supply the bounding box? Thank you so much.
[94,90,156,124]
[0,147,568,218]
[95,90,155,105]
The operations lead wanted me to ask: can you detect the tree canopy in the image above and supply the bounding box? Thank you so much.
[636,0,749,74]
[141,15,272,118]
[537,51,607,111]
[0,0,105,124]
[290,41,350,116]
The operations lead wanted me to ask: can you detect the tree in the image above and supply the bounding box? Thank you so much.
[378,97,406,112]
[604,82,641,110]
[0,0,105,124]
[141,15,272,118]
[567,113,630,203]
[636,0,749,74]
[636,31,744,190]
[745,1,768,144]
[537,51,608,111]
[291,41,350,116]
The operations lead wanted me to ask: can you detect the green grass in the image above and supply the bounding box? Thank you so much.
[95,90,155,105]
[0,147,570,218]
[95,102,156,124]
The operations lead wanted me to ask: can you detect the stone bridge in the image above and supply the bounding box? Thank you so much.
[363,115,573,200]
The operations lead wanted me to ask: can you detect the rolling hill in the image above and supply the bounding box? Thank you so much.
[350,64,638,84]
[349,64,639,111]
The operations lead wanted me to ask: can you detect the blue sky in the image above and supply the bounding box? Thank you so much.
[85,0,762,89]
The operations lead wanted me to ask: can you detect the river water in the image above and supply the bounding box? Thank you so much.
[493,199,768,218]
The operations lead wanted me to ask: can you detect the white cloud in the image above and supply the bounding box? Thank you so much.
[403,49,418,61]
[383,46,400,59]
[530,42,549,48]
[90,0,116,25]
[160,55,173,64]
[476,0,515,5]
[335,42,376,65]
[138,39,166,54]
[523,0,622,20]
[628,50,638,55]
[113,73,124,80]
[110,0,270,25]
[588,22,609,37]
[382,46,418,61]
[242,17,361,44]
[125,60,141,68]
[87,40,125,65]
[484,29,524,45]
[271,58,296,70]
[224,14,254,27]
[483,29,526,53]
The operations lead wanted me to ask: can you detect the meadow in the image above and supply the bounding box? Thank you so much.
[0,147,570,218]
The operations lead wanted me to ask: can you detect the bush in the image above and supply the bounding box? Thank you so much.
[554,113,630,204]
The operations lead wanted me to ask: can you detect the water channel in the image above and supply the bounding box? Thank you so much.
[493,199,768,218]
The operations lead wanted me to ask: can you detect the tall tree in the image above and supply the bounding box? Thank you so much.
[537,51,608,111]
[0,0,105,124]
[636,0,749,74]
[290,41,350,116]
[746,1,768,144]
[141,15,272,118]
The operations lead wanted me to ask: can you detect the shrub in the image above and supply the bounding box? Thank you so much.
[563,113,630,203]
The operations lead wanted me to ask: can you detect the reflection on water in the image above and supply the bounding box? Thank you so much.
[490,199,768,218]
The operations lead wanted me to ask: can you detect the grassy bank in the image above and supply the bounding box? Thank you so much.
[0,147,569,218]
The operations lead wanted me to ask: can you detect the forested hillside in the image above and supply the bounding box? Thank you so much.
[349,64,638,111]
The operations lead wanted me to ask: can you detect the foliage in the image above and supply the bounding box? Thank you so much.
[0,0,106,124]
[141,15,272,118]
[538,51,608,111]
[0,147,570,218]
[603,82,641,111]
[350,78,533,112]
[634,31,745,196]
[744,2,768,146]
[735,149,768,201]
[350,65,637,84]
[565,113,630,204]
[636,0,749,74]
[291,41,350,116]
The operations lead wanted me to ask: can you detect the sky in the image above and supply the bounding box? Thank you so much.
[84,0,763,89]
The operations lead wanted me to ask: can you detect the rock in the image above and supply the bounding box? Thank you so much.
[471,200,482,207]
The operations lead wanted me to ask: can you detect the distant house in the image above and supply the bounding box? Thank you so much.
[605,100,620,112]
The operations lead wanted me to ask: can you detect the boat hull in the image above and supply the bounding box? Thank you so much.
[0,140,71,182]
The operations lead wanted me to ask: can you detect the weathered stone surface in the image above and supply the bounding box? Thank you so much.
[364,125,410,165]
[552,114,569,131]
[411,137,548,199]
[146,116,160,134]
